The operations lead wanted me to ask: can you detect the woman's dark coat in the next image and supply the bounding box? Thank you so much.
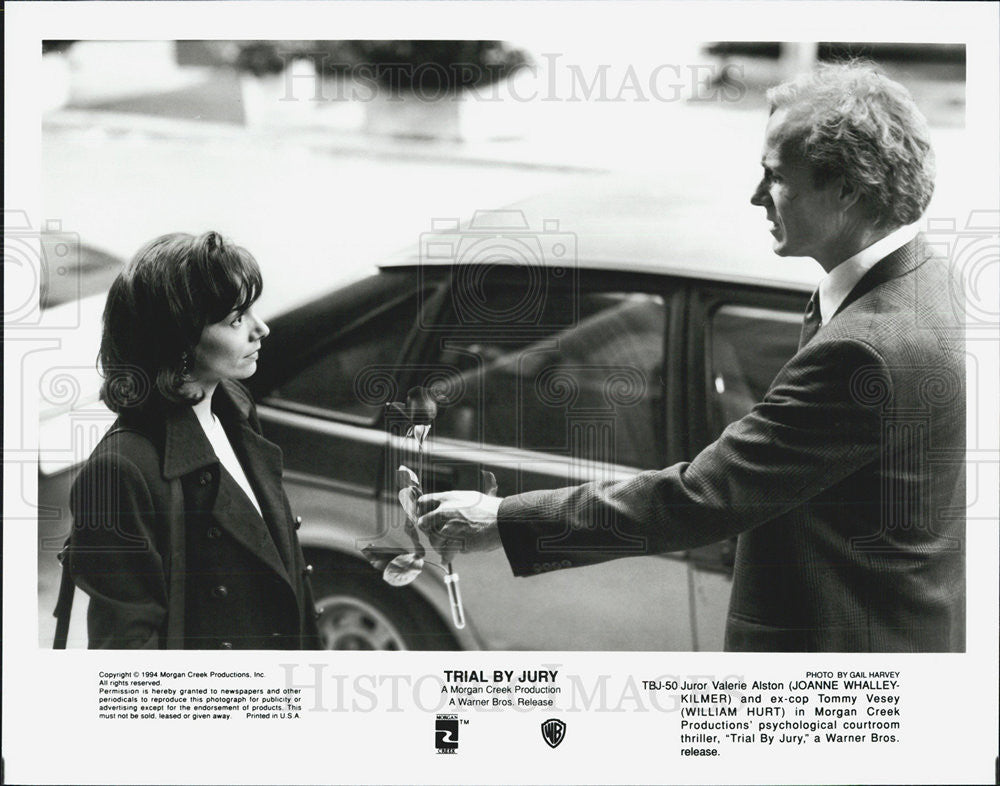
[68,380,321,649]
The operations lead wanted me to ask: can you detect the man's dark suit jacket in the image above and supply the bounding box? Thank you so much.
[69,380,321,649]
[497,238,966,652]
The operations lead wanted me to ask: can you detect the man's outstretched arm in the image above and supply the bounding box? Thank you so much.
[418,337,887,575]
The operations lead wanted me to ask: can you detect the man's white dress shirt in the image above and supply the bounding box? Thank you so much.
[817,223,919,325]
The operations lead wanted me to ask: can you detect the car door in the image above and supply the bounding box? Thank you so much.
[258,273,427,549]
[381,264,699,650]
[254,271,472,649]
[683,282,810,650]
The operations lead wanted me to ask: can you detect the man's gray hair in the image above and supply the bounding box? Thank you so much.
[767,61,935,228]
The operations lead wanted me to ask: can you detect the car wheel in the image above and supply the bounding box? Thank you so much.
[305,550,460,651]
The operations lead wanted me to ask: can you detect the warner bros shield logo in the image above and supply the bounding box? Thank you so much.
[541,718,566,748]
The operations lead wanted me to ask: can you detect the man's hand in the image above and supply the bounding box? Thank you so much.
[416,491,503,563]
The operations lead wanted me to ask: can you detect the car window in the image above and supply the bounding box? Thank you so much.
[267,292,422,421]
[428,284,668,470]
[706,304,801,437]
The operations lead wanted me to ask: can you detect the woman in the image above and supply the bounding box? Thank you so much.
[63,231,320,649]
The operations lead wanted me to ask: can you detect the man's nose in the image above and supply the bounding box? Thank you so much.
[750,179,768,206]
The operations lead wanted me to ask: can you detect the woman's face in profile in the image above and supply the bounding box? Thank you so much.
[190,305,270,387]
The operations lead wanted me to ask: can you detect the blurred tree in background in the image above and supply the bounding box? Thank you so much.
[312,41,531,91]
[43,41,77,55]
[225,40,531,91]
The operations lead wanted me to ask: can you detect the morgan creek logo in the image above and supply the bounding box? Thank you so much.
[436,714,460,753]
[541,718,566,748]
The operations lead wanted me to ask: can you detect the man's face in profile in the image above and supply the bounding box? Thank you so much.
[750,108,845,263]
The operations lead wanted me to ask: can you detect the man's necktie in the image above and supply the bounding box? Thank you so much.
[798,289,821,350]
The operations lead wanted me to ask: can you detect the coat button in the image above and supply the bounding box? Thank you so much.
[212,585,228,599]
[295,516,303,530]
[199,471,213,486]
[220,641,233,649]
[206,526,222,539]
[303,564,314,576]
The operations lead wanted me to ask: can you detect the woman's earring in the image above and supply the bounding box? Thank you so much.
[181,351,193,381]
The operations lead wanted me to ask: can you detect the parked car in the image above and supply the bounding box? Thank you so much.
[244,173,817,651]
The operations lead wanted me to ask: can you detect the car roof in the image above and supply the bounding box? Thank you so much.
[380,171,821,293]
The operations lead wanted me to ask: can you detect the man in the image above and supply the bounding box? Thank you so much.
[416,62,965,652]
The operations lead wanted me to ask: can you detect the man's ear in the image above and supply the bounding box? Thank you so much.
[836,176,862,210]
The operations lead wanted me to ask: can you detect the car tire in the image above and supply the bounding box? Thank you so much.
[305,549,460,651]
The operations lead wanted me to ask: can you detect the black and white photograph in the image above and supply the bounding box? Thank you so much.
[4,2,999,784]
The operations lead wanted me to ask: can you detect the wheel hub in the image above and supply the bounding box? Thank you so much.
[315,594,408,650]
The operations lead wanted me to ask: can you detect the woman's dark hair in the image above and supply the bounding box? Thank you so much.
[99,231,263,414]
